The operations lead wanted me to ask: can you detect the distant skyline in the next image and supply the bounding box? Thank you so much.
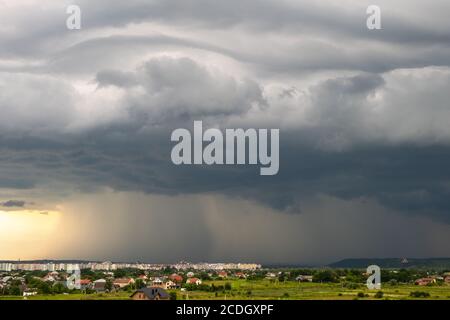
[1,0,450,264]
[2,257,450,268]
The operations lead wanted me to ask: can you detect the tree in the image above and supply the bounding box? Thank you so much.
[53,282,67,294]
[163,267,176,275]
[8,286,21,296]
[113,269,127,278]
[313,270,338,283]
[38,281,52,294]
[169,292,177,300]
[135,279,145,289]
[105,280,113,292]
[199,272,211,281]
[345,270,365,283]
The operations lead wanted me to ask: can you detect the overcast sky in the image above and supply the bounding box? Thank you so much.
[0,0,450,265]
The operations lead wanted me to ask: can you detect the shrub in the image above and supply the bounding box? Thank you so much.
[357,292,365,298]
[410,291,430,298]
[169,292,177,300]
[8,286,21,296]
[388,279,398,286]
[374,291,384,299]
[313,270,338,283]
[343,282,360,289]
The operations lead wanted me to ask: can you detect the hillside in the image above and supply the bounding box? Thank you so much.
[328,258,450,269]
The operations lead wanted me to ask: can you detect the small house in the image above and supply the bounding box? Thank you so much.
[130,287,170,300]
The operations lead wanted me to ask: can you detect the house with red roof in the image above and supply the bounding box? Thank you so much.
[186,278,202,285]
[169,273,183,283]
[113,278,135,288]
[415,277,436,286]
[79,279,92,290]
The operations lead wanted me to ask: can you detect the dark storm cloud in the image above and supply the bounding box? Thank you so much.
[75,0,450,44]
[1,0,450,262]
[45,34,450,76]
[3,1,450,74]
[1,200,26,207]
[1,126,450,224]
[1,58,450,225]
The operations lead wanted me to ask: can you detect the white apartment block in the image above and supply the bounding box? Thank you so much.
[0,263,13,272]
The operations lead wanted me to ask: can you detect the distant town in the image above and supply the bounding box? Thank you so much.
[0,261,261,272]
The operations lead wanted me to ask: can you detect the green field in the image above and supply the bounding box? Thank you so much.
[1,280,449,300]
[177,280,450,300]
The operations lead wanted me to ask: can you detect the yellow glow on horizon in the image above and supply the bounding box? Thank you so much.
[0,210,62,260]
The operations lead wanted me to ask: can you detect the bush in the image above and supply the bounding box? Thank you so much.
[169,292,177,300]
[343,282,361,289]
[8,286,21,296]
[313,270,338,283]
[37,281,52,294]
[113,269,127,278]
[52,282,68,294]
[388,279,398,286]
[374,291,384,299]
[357,292,365,298]
[410,291,430,298]
[135,279,145,289]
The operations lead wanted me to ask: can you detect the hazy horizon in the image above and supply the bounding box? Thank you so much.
[2,256,450,267]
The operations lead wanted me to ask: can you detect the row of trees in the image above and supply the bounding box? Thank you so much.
[184,282,232,292]
[248,268,437,284]
[0,278,75,296]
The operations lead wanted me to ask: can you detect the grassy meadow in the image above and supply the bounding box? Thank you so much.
[1,279,449,300]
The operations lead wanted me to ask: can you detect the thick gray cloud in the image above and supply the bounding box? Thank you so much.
[0,0,449,263]
[1,200,26,208]
[3,0,450,74]
[97,57,264,119]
